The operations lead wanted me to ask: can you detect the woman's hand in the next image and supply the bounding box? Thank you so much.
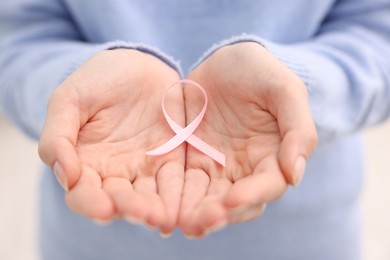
[39,49,184,235]
[179,42,318,237]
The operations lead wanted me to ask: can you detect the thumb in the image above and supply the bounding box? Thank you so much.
[272,82,318,186]
[278,130,317,186]
[38,87,82,190]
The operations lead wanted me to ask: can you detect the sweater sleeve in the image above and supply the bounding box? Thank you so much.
[0,0,181,140]
[193,0,390,146]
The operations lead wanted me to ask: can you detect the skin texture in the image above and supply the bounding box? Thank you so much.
[39,43,317,238]
[39,49,185,235]
[179,42,318,237]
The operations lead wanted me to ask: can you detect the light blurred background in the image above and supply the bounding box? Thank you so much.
[0,115,389,260]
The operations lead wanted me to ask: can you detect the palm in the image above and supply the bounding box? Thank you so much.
[180,76,287,237]
[179,43,318,238]
[40,49,185,234]
[185,79,282,178]
[73,81,184,232]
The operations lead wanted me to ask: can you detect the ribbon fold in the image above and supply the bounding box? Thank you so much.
[146,79,226,167]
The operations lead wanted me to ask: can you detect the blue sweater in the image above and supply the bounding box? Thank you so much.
[1,1,389,259]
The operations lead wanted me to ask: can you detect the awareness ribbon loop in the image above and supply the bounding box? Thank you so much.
[145,79,226,167]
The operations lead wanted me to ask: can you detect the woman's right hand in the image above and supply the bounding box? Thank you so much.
[38,49,185,236]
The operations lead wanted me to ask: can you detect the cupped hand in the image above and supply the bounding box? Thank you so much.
[179,42,318,237]
[39,49,184,235]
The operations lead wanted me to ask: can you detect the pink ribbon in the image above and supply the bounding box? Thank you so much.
[146,79,226,167]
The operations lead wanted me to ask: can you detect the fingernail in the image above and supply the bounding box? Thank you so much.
[184,234,196,240]
[184,234,204,240]
[205,220,228,235]
[125,215,143,226]
[160,232,173,239]
[292,156,306,187]
[93,219,110,226]
[230,205,250,215]
[144,223,158,231]
[53,162,68,191]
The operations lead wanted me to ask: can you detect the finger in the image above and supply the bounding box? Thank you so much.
[206,177,232,196]
[101,176,133,218]
[271,81,318,186]
[102,177,148,223]
[133,176,166,228]
[38,87,82,190]
[229,203,267,224]
[156,161,185,235]
[180,176,231,238]
[185,196,227,238]
[224,157,287,209]
[179,169,210,235]
[194,178,232,235]
[65,165,114,222]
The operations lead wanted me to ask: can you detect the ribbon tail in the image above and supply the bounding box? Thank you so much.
[186,134,226,167]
